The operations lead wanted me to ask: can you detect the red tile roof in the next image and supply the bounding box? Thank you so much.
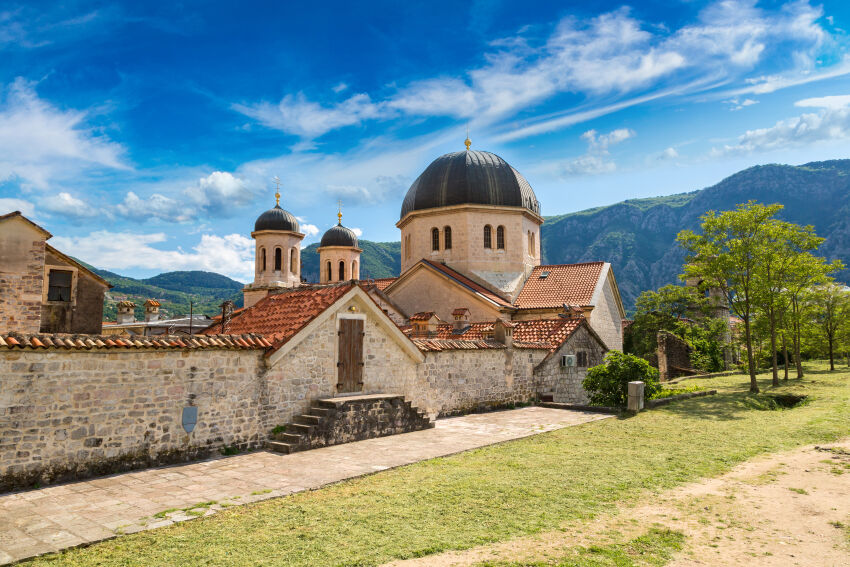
[514,262,605,309]
[370,277,397,291]
[204,282,355,350]
[409,311,436,321]
[403,317,586,352]
[420,260,513,308]
[0,333,271,351]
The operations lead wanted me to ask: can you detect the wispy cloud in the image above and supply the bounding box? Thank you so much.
[561,128,635,176]
[0,78,127,189]
[234,1,838,143]
[51,231,256,282]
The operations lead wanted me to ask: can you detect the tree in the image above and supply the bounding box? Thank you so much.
[625,284,707,360]
[677,201,783,393]
[582,351,661,407]
[753,218,826,386]
[811,283,850,371]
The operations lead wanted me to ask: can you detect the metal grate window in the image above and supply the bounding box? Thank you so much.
[496,226,505,249]
[431,227,440,251]
[483,225,492,248]
[444,226,452,249]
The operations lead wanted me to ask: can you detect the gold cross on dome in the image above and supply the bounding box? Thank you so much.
[337,199,343,224]
[464,125,471,151]
[273,176,281,206]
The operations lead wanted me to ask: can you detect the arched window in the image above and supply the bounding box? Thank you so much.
[406,235,411,259]
[338,260,345,281]
[274,248,282,271]
[290,247,297,273]
[483,225,492,249]
[444,226,452,250]
[326,261,332,282]
[496,226,505,249]
[260,248,267,272]
[530,232,535,256]
[351,260,358,279]
[431,227,440,251]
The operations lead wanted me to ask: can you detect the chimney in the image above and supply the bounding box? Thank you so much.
[452,308,470,332]
[560,304,585,319]
[144,299,160,323]
[116,301,136,325]
[493,318,514,348]
[220,300,234,333]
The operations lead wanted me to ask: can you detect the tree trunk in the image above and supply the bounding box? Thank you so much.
[769,309,779,387]
[744,317,759,393]
[793,307,804,379]
[828,334,835,371]
[782,333,789,380]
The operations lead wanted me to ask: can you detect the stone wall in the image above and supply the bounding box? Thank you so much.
[40,248,107,334]
[0,222,45,335]
[0,349,267,491]
[387,266,503,323]
[588,270,623,352]
[535,325,607,404]
[656,330,693,381]
[416,347,544,417]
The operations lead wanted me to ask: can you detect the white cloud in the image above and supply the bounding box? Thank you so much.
[41,192,99,218]
[562,128,635,176]
[0,197,36,217]
[713,106,850,155]
[51,231,256,282]
[332,82,348,93]
[233,92,386,139]
[301,223,319,237]
[657,147,679,161]
[795,94,850,109]
[234,1,837,142]
[724,97,759,110]
[0,78,127,189]
[115,171,254,223]
[351,227,363,237]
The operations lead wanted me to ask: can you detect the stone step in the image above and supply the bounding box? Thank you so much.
[287,423,313,435]
[267,440,297,454]
[293,414,321,426]
[276,433,303,444]
[308,407,332,417]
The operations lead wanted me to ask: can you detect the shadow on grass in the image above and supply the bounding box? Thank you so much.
[657,391,751,421]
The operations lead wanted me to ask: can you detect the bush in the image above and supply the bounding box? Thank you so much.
[582,351,661,407]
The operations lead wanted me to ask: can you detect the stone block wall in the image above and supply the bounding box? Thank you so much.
[588,271,623,352]
[0,349,266,491]
[656,330,693,381]
[0,237,45,334]
[535,325,607,405]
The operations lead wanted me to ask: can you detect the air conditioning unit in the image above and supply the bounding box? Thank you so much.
[560,354,577,368]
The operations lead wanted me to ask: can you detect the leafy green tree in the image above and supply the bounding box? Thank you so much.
[753,218,826,386]
[582,351,661,407]
[811,283,850,371]
[677,201,782,393]
[625,284,708,360]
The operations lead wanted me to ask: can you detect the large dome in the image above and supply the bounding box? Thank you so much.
[400,149,540,219]
[320,223,358,247]
[254,205,299,232]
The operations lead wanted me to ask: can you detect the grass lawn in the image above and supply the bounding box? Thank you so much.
[28,365,849,566]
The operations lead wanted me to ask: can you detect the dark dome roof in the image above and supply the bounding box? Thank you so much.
[254,205,299,232]
[400,150,540,219]
[320,223,358,247]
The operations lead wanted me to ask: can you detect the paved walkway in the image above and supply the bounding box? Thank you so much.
[0,407,611,564]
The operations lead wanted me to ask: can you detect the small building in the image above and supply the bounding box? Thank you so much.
[0,211,111,334]
[102,299,215,336]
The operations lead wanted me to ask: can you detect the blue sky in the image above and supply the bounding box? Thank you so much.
[2,0,850,282]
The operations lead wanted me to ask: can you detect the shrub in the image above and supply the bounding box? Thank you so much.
[582,351,661,407]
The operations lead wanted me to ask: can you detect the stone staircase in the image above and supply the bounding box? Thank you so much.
[267,394,433,454]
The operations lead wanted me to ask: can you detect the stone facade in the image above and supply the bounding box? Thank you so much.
[40,247,108,334]
[656,330,693,381]
[536,324,607,404]
[0,349,267,491]
[317,245,362,283]
[397,205,541,295]
[0,217,45,334]
[588,270,624,352]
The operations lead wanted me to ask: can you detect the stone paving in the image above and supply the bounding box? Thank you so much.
[0,407,611,564]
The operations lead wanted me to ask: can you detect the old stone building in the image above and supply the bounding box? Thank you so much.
[1,141,625,491]
[0,211,111,334]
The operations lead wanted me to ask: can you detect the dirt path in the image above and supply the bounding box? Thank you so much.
[384,440,850,566]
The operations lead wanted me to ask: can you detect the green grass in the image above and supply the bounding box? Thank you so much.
[477,527,685,566]
[25,365,850,567]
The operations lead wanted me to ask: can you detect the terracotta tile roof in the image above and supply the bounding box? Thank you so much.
[514,262,605,309]
[403,317,585,352]
[370,277,397,291]
[0,332,272,351]
[144,299,161,307]
[452,308,470,316]
[411,338,505,352]
[420,260,513,308]
[409,311,436,321]
[203,282,355,350]
[117,300,136,308]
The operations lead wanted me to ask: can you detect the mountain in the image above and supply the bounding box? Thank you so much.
[540,159,850,310]
[82,267,245,322]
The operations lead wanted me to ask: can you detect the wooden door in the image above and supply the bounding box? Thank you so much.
[337,318,364,393]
